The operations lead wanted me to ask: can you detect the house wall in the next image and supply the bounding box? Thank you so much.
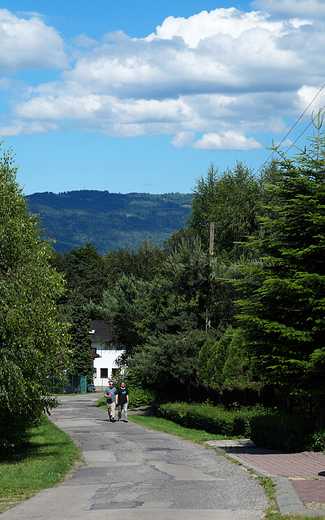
[92,342,123,390]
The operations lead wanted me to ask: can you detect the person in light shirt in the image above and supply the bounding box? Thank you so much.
[104,380,117,422]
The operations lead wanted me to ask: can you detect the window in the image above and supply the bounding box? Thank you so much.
[100,368,108,378]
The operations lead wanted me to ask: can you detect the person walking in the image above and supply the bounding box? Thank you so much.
[104,380,117,421]
[116,381,129,422]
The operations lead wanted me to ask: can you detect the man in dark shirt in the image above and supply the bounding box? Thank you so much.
[116,381,129,422]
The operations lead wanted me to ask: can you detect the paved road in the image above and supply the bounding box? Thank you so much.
[1,394,267,520]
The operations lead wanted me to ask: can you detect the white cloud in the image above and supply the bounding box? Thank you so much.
[252,0,325,20]
[2,5,325,150]
[297,86,325,114]
[275,138,292,148]
[171,131,195,148]
[192,131,263,150]
[0,9,68,75]
[0,119,57,136]
[147,8,284,47]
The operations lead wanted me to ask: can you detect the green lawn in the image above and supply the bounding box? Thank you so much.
[0,416,82,513]
[129,414,245,443]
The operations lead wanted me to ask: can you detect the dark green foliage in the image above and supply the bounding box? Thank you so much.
[163,227,198,253]
[65,242,108,301]
[68,303,94,384]
[198,327,261,391]
[103,239,167,289]
[90,239,214,384]
[50,242,109,305]
[155,402,268,437]
[307,429,325,452]
[250,413,315,452]
[0,147,68,453]
[187,162,262,259]
[197,336,227,387]
[129,330,208,387]
[236,117,325,424]
[26,191,192,255]
[89,275,151,356]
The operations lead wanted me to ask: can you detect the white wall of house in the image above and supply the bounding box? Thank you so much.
[92,342,123,390]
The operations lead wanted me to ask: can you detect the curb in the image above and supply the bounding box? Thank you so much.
[214,447,325,517]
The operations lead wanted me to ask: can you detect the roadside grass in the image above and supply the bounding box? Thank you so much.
[128,414,244,443]
[128,414,325,520]
[0,415,82,514]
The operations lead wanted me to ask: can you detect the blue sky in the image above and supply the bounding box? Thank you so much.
[1,0,325,195]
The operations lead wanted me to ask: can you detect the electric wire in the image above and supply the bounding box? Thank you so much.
[255,82,325,175]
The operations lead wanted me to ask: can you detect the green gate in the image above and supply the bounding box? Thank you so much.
[44,375,88,394]
[80,376,87,394]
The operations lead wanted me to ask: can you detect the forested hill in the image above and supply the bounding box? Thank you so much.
[26,190,193,254]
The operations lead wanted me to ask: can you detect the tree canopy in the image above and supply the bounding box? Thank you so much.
[0,146,69,452]
[187,162,263,259]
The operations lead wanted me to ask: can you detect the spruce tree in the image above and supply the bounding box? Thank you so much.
[236,111,325,425]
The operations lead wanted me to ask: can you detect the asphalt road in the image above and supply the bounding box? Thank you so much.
[1,394,267,520]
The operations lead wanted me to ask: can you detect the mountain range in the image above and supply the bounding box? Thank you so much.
[26,190,193,255]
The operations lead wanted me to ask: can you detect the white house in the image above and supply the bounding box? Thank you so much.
[90,320,124,390]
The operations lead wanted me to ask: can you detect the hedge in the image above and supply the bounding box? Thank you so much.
[154,402,269,438]
[250,413,315,452]
[154,402,322,452]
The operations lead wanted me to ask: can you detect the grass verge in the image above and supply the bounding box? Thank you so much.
[129,414,244,443]
[129,414,325,520]
[0,415,82,514]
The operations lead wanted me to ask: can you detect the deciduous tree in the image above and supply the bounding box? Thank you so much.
[0,147,68,452]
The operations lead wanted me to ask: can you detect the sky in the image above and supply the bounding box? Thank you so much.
[1,0,325,195]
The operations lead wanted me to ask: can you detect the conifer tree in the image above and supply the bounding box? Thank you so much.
[236,111,325,425]
[69,303,94,384]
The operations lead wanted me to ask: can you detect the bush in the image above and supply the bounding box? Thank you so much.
[306,429,325,452]
[128,387,157,408]
[154,402,268,438]
[250,413,315,452]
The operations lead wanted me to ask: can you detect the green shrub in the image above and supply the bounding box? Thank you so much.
[154,402,268,438]
[250,413,315,452]
[128,387,157,408]
[306,429,325,452]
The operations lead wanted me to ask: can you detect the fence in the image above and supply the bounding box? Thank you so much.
[44,375,87,395]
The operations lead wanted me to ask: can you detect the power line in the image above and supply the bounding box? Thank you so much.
[255,82,325,175]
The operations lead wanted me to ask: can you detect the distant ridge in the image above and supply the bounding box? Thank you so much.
[26,190,193,255]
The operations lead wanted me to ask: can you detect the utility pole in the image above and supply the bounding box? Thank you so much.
[199,221,218,331]
[206,222,216,331]
[209,221,215,259]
